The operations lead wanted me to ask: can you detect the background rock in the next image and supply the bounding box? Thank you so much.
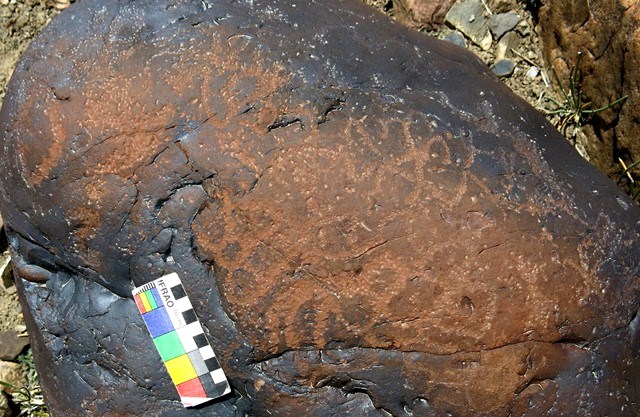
[0,361,24,390]
[487,0,518,13]
[495,31,520,60]
[0,331,29,361]
[492,58,516,77]
[391,0,455,30]
[445,0,493,50]
[536,0,640,175]
[489,12,520,40]
[443,30,467,47]
[1,0,639,416]
[0,360,25,417]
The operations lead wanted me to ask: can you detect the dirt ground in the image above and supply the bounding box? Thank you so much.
[0,250,21,332]
[0,0,58,103]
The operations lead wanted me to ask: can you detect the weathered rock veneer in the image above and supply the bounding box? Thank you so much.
[537,0,639,175]
[0,1,639,416]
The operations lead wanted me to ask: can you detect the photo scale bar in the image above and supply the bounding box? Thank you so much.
[133,272,231,407]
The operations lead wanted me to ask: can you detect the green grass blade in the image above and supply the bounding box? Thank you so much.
[583,95,628,114]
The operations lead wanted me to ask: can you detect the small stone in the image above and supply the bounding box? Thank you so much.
[443,31,467,48]
[35,11,47,27]
[0,331,29,361]
[0,255,13,295]
[13,14,28,29]
[0,0,8,5]
[495,31,519,61]
[13,325,26,335]
[1,285,15,295]
[526,66,539,79]
[489,12,520,40]
[0,360,25,392]
[445,0,492,50]
[492,59,516,77]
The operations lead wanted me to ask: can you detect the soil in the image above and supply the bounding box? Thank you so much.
[0,0,58,103]
[0,250,21,333]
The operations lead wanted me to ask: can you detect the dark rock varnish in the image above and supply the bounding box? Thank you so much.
[0,1,639,416]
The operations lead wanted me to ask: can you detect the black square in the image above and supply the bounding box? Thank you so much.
[170,284,186,299]
[193,333,208,348]
[200,372,215,396]
[182,309,197,324]
[210,381,229,398]
[204,356,221,371]
[200,373,228,398]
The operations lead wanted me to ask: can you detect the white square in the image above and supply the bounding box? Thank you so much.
[199,345,215,360]
[160,272,181,288]
[173,296,193,313]
[210,368,227,384]
[176,322,204,351]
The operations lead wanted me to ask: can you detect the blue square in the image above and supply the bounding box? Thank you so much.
[142,306,174,337]
[151,287,164,308]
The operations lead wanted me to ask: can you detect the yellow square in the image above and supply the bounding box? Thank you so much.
[140,291,152,312]
[165,354,197,385]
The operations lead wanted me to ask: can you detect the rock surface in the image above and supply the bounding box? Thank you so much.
[392,0,455,30]
[487,0,518,14]
[0,360,24,390]
[445,0,493,50]
[537,0,640,175]
[0,0,639,416]
[492,58,516,77]
[443,30,467,48]
[0,360,24,417]
[489,12,520,40]
[0,331,29,361]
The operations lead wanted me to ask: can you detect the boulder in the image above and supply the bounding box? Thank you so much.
[0,0,639,416]
[536,0,640,175]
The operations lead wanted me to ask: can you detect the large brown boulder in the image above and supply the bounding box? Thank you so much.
[537,0,640,175]
[0,0,639,416]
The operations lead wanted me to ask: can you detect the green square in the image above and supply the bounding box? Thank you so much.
[145,289,158,309]
[153,331,185,361]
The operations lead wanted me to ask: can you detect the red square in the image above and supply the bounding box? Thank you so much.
[134,294,146,313]
[176,378,206,398]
